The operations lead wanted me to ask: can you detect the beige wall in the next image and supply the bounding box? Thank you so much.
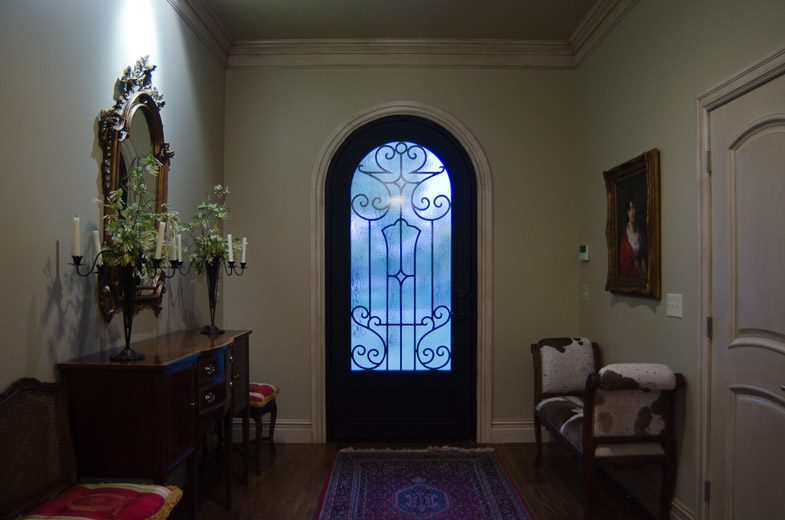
[0,0,226,389]
[576,0,785,513]
[223,68,579,423]
[6,0,785,513]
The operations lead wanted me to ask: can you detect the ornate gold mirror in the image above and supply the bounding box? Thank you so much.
[97,57,174,322]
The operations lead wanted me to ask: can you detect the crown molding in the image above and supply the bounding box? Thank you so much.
[165,0,231,67]
[229,39,574,69]
[167,0,638,70]
[569,0,639,67]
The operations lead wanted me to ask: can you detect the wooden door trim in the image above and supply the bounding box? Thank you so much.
[310,101,493,443]
[697,46,785,520]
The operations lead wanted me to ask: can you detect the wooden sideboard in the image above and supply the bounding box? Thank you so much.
[58,329,251,518]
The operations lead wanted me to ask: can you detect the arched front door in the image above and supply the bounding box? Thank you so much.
[326,115,477,441]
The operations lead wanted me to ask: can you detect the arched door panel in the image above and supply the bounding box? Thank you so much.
[326,116,477,441]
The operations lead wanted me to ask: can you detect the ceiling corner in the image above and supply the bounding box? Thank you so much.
[570,0,640,67]
[166,0,231,67]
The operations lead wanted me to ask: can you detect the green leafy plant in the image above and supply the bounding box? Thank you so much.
[101,154,178,269]
[186,184,239,274]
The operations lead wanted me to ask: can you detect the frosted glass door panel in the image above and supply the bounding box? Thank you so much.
[349,141,452,371]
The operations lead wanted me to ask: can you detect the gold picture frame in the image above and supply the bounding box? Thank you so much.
[604,149,661,299]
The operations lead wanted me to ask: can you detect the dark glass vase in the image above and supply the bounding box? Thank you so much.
[202,259,224,335]
[110,264,145,362]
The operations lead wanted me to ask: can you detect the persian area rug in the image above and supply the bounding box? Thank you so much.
[315,447,534,520]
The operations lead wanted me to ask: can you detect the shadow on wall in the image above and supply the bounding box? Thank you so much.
[30,243,203,383]
[167,276,200,330]
[28,241,100,381]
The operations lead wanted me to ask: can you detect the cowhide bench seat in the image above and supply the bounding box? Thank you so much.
[531,337,684,520]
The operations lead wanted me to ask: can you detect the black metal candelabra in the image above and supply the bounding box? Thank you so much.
[201,258,247,335]
[71,254,188,362]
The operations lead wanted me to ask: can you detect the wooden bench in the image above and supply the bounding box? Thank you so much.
[531,337,684,520]
[0,378,182,520]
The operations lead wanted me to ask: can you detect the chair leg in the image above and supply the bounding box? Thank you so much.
[660,458,675,520]
[582,455,594,520]
[533,415,543,467]
[253,412,263,475]
[241,405,249,485]
[268,401,277,454]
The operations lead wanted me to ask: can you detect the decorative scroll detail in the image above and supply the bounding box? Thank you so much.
[350,141,452,371]
[98,56,170,196]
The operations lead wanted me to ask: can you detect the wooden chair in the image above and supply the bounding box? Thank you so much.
[531,338,684,520]
[0,378,182,520]
[247,382,279,474]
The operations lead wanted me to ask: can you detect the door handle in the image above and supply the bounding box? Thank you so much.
[781,386,785,392]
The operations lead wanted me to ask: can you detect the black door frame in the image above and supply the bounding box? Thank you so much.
[325,115,477,441]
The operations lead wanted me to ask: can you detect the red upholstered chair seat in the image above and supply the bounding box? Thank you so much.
[21,483,181,520]
[249,382,279,408]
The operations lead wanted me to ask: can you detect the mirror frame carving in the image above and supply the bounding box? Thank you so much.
[97,57,174,322]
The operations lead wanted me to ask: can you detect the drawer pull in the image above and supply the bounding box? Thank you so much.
[189,401,196,408]
[204,364,216,376]
[204,392,216,406]
[229,355,234,362]
[229,380,234,388]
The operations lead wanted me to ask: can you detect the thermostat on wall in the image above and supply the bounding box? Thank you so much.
[578,244,589,261]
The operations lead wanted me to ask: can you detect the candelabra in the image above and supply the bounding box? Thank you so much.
[72,219,248,354]
[71,253,187,362]
[201,258,247,335]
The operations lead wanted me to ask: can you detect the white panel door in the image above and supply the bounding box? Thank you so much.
[709,72,785,519]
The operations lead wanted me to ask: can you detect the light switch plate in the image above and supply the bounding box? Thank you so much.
[666,293,683,318]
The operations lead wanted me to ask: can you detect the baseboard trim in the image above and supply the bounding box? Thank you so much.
[604,466,695,520]
[232,418,313,444]
[671,499,695,520]
[489,420,553,443]
[232,418,547,444]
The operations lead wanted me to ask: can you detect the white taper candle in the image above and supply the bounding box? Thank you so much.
[227,234,234,263]
[168,227,177,261]
[241,237,247,264]
[93,230,103,266]
[154,222,166,259]
[176,234,182,262]
[72,216,80,256]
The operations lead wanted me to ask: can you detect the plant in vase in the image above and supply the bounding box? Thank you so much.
[101,154,180,361]
[186,184,242,335]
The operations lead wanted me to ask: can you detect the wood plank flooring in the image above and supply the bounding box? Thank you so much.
[197,443,653,520]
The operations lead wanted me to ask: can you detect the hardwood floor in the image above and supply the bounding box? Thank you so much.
[197,442,654,520]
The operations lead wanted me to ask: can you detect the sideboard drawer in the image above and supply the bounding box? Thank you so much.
[199,381,226,414]
[198,351,225,384]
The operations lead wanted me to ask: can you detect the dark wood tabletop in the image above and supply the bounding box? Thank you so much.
[58,329,251,369]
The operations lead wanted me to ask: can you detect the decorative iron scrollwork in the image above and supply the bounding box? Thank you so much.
[350,141,453,371]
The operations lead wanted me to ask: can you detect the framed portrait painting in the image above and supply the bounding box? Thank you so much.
[604,149,661,299]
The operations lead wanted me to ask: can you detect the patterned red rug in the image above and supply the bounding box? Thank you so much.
[315,447,533,519]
